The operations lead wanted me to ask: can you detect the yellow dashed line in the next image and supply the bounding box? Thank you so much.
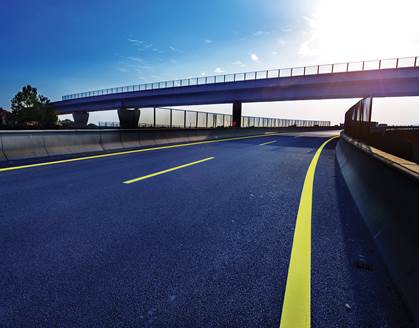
[123,157,214,184]
[259,140,277,146]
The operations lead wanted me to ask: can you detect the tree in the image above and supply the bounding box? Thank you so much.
[10,85,57,128]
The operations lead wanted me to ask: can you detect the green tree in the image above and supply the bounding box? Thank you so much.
[10,85,57,128]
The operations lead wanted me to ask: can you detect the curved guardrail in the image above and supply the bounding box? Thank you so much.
[62,56,419,101]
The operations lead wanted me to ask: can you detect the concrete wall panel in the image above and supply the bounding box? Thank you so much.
[337,136,419,324]
[44,131,103,156]
[0,135,8,162]
[100,131,123,151]
[120,130,141,149]
[2,133,48,160]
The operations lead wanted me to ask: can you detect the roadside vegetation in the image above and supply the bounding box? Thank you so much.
[1,85,58,129]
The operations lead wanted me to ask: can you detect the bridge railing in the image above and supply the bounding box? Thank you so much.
[62,55,419,101]
[95,107,330,129]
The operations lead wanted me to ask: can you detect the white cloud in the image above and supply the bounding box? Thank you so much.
[232,60,243,65]
[127,38,145,45]
[250,53,259,62]
[277,39,288,46]
[280,27,292,33]
[169,46,184,53]
[271,51,278,55]
[201,72,206,76]
[253,30,271,36]
[204,39,213,44]
[123,56,145,63]
[214,67,224,74]
[128,39,154,52]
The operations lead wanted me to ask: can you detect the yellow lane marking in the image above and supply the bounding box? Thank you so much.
[279,136,339,328]
[0,133,278,173]
[123,157,214,184]
[259,140,277,146]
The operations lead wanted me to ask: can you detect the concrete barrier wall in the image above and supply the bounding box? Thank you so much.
[1,132,49,160]
[0,135,8,162]
[99,131,123,151]
[44,131,104,156]
[336,136,419,324]
[0,126,334,163]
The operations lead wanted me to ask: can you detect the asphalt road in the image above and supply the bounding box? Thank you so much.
[0,131,411,327]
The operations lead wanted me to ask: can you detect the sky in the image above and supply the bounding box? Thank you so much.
[1,0,419,125]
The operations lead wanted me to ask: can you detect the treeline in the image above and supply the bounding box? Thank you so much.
[0,85,77,129]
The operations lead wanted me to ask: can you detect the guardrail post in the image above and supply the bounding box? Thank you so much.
[396,58,399,68]
[206,112,209,128]
[169,109,172,128]
[153,107,156,128]
[184,110,187,128]
[195,112,198,128]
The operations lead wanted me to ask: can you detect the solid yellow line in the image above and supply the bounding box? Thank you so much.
[123,157,214,184]
[0,133,278,173]
[279,136,338,328]
[259,140,277,146]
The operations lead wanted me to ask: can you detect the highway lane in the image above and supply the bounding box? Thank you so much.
[0,131,410,327]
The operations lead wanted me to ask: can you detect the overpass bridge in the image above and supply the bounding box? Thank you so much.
[52,56,419,127]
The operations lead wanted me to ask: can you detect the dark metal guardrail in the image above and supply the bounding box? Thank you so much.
[62,56,419,101]
[344,97,419,163]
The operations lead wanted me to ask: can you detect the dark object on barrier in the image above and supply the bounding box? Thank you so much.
[344,98,419,163]
[344,97,373,141]
[353,255,373,271]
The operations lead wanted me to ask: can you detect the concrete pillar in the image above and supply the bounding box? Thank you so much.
[232,102,242,128]
[72,111,89,128]
[118,108,141,129]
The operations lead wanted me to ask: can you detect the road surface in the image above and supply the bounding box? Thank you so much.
[0,130,411,327]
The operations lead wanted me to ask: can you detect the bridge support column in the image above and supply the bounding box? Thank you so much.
[72,111,89,128]
[232,102,242,128]
[118,108,141,129]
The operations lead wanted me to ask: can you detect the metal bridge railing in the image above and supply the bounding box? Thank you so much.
[100,107,330,129]
[62,56,419,101]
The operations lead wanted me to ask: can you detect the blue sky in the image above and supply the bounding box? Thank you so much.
[1,0,419,124]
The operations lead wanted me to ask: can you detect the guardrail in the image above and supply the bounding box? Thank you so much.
[344,98,419,163]
[62,55,419,101]
[96,107,330,129]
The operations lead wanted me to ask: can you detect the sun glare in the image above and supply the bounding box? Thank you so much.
[299,0,419,62]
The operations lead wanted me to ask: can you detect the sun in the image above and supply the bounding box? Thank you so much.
[299,0,419,63]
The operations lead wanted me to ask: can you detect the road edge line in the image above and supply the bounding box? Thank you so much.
[279,136,338,328]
